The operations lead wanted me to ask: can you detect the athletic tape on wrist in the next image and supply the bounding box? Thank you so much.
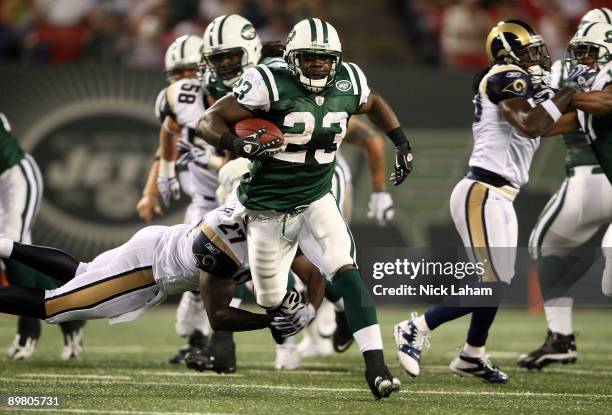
[541,99,562,122]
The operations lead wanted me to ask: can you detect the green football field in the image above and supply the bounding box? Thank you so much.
[0,306,610,415]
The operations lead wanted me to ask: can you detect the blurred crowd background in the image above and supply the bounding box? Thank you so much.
[0,0,609,70]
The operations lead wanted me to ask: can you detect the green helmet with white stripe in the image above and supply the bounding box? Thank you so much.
[578,8,612,30]
[284,18,342,93]
[164,35,204,82]
[569,22,612,71]
[202,14,262,88]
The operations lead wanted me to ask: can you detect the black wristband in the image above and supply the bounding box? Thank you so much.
[387,127,411,149]
[220,131,238,151]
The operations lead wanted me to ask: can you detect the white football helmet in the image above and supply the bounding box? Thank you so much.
[164,35,204,81]
[285,18,342,92]
[578,8,612,30]
[568,22,612,71]
[202,14,262,87]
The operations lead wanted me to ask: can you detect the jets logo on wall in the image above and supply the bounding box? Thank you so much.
[3,66,188,260]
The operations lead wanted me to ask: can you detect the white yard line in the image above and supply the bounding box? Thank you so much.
[16,374,131,380]
[132,371,244,378]
[0,409,232,415]
[6,378,612,400]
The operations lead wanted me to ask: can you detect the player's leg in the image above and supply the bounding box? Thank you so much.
[519,171,606,369]
[298,194,400,398]
[0,154,46,360]
[300,159,352,356]
[44,227,164,324]
[395,180,511,383]
[247,210,298,310]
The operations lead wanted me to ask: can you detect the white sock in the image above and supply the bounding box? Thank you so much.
[353,324,383,352]
[333,298,344,312]
[413,315,430,333]
[462,343,485,358]
[544,297,574,335]
[0,238,14,258]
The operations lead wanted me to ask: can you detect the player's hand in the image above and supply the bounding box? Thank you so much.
[567,64,597,91]
[234,128,282,160]
[270,303,316,338]
[367,191,395,226]
[157,176,181,208]
[390,143,413,186]
[136,194,162,224]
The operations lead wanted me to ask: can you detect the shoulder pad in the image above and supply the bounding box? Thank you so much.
[154,88,173,123]
[340,62,370,105]
[485,65,533,104]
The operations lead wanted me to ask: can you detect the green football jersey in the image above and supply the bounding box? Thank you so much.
[551,60,599,168]
[0,113,24,174]
[204,57,287,102]
[234,61,370,211]
[579,62,612,184]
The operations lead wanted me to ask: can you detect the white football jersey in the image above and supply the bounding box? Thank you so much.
[163,78,219,200]
[193,200,250,283]
[152,223,200,295]
[470,64,540,188]
[578,61,612,143]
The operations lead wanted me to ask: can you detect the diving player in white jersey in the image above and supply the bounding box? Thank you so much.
[0,164,324,360]
[394,19,576,384]
[519,20,612,370]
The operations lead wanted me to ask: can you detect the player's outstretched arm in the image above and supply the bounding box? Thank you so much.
[346,117,395,225]
[345,117,387,191]
[157,116,182,208]
[543,112,581,137]
[572,85,612,114]
[136,156,162,224]
[357,89,413,185]
[199,272,272,332]
[290,254,324,310]
[499,87,575,138]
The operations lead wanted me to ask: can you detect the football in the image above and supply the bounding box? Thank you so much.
[231,118,284,147]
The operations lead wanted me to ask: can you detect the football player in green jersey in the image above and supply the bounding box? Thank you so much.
[519,20,612,370]
[197,18,412,398]
[0,113,85,360]
[201,14,396,368]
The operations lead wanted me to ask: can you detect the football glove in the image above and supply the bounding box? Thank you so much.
[367,191,395,226]
[157,175,181,208]
[269,288,315,339]
[270,303,316,338]
[233,128,282,160]
[567,64,597,91]
[390,143,413,186]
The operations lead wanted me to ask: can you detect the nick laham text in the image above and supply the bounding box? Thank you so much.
[373,284,493,296]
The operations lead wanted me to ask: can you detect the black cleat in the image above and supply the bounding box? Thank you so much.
[332,311,353,353]
[365,365,401,399]
[517,330,577,370]
[185,347,214,372]
[450,352,508,384]
[209,331,236,374]
[169,330,207,365]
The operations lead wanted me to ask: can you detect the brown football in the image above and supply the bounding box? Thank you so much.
[231,118,284,147]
